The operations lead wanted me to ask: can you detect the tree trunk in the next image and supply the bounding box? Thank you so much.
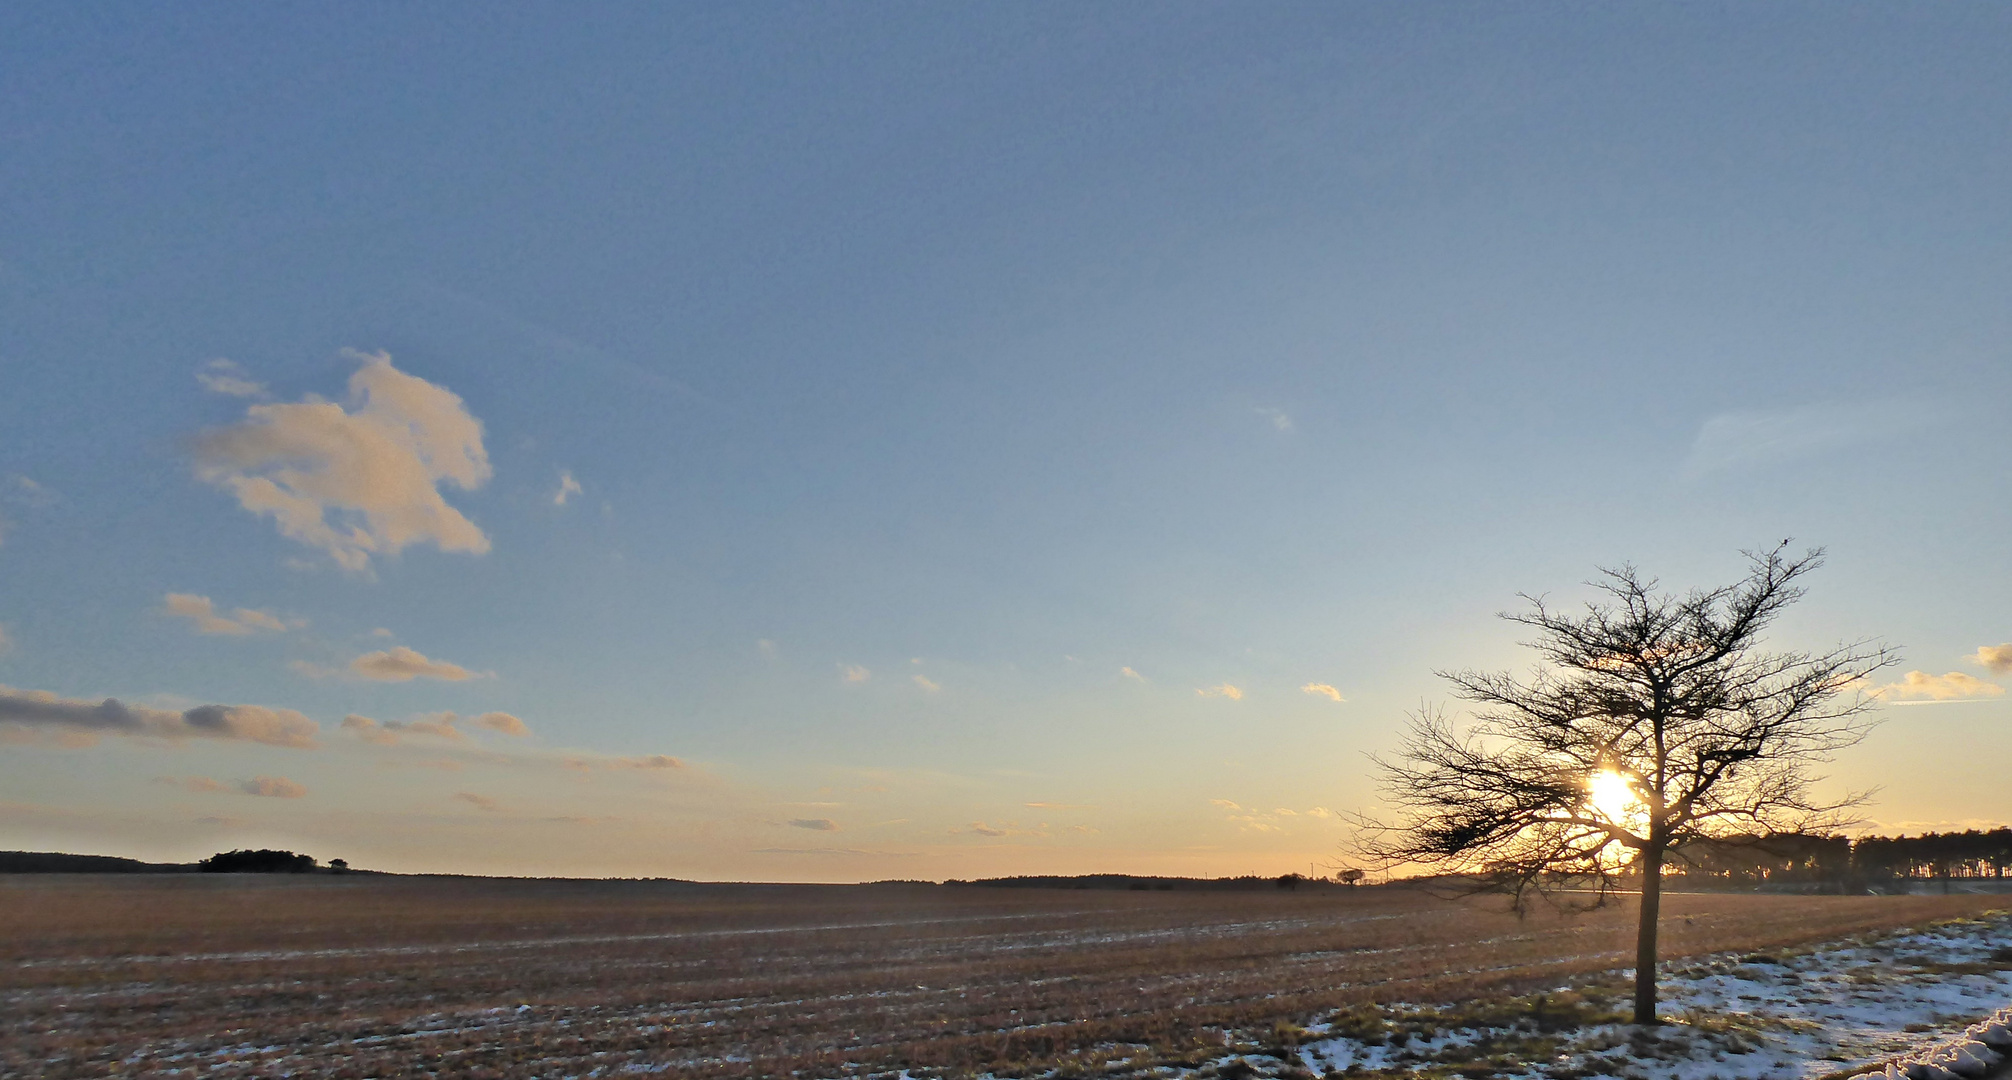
[1633,845,1664,1025]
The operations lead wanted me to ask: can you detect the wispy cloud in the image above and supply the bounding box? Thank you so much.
[552,469,583,507]
[1679,400,1939,480]
[239,775,306,798]
[0,685,317,748]
[1254,406,1294,433]
[470,711,530,736]
[789,817,839,831]
[156,775,230,794]
[1973,644,2012,676]
[195,358,267,398]
[840,664,871,684]
[1869,670,2005,702]
[163,593,294,636]
[563,753,684,772]
[454,791,500,812]
[350,646,481,682]
[912,674,940,692]
[1120,666,1145,682]
[1301,682,1344,702]
[341,710,529,744]
[192,350,491,572]
[1196,683,1243,700]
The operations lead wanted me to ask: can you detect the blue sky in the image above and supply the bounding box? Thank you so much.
[3,4,2009,879]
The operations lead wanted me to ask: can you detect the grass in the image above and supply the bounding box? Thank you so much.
[1,875,2004,1079]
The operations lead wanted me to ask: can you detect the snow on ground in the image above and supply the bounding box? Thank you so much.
[1218,911,2012,1080]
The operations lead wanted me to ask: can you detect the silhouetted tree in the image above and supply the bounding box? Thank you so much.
[199,849,317,873]
[1361,545,1890,1024]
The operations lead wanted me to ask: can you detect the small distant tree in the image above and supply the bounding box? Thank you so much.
[1360,544,1890,1025]
[1336,868,1366,887]
[329,858,349,874]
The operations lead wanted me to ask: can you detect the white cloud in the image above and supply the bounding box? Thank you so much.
[349,646,479,682]
[552,469,583,507]
[789,818,839,831]
[195,359,266,398]
[1973,644,2012,676]
[239,775,306,798]
[1209,798,1242,810]
[912,674,940,692]
[370,627,395,638]
[192,350,491,572]
[1196,683,1244,700]
[1869,670,2006,702]
[162,593,293,636]
[1301,682,1344,702]
[1120,666,1144,681]
[0,685,317,747]
[840,664,871,684]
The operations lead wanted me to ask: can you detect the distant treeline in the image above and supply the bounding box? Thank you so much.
[0,851,193,874]
[948,873,1343,891]
[1671,829,2012,887]
[1,849,358,874]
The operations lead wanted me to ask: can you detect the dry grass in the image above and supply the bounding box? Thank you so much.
[2,875,2000,1078]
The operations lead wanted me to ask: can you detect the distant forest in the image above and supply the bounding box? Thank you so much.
[1669,829,2012,888]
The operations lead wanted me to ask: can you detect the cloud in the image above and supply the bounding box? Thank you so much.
[163,593,293,636]
[350,646,480,682]
[340,711,465,743]
[840,664,870,683]
[195,358,266,398]
[757,639,777,658]
[789,817,839,831]
[454,792,500,812]
[552,470,583,507]
[1210,799,1243,810]
[1679,400,1937,480]
[1255,406,1294,433]
[1301,682,1344,702]
[370,627,395,638]
[1869,670,2006,702]
[563,753,685,772]
[239,775,306,798]
[470,711,530,736]
[157,775,230,794]
[1120,666,1144,681]
[912,674,940,692]
[0,685,317,747]
[191,350,491,572]
[963,822,1009,837]
[1973,644,2012,676]
[1196,683,1244,700]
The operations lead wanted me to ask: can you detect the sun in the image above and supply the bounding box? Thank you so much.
[1587,769,1641,826]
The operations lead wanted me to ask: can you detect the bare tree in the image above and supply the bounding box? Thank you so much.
[1361,544,1891,1025]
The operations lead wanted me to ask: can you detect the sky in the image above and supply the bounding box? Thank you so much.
[2,4,2009,881]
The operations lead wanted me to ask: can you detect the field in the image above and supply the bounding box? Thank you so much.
[3,875,2005,1079]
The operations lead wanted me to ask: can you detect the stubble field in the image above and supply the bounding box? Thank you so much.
[2,875,2002,1079]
